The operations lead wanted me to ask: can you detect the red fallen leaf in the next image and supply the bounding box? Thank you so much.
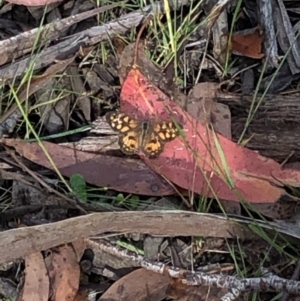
[1,139,175,196]
[120,67,300,204]
[227,28,264,59]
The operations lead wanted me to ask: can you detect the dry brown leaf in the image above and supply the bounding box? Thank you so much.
[187,82,231,139]
[99,268,170,301]
[45,243,81,301]
[21,252,49,301]
[229,27,264,59]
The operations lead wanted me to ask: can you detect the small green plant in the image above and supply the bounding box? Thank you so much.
[116,193,140,210]
[70,174,88,203]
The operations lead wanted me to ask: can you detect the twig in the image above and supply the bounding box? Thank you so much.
[0,211,260,264]
[0,203,123,223]
[257,0,278,69]
[96,239,300,300]
[0,3,118,65]
[280,259,300,301]
[5,147,87,214]
[133,15,153,67]
[0,0,190,80]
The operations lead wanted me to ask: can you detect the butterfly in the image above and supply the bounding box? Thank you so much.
[106,111,181,158]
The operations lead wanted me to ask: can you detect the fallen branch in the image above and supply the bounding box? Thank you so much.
[1,210,300,265]
[94,239,300,300]
[0,211,259,264]
[0,0,190,81]
[0,4,117,65]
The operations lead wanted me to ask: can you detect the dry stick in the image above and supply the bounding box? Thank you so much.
[95,239,300,298]
[6,148,87,214]
[133,14,154,67]
[0,3,122,67]
[0,202,123,223]
[0,0,190,81]
[0,168,40,188]
[280,259,300,301]
[0,211,260,264]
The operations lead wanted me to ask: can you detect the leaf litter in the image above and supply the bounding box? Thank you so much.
[1,1,300,301]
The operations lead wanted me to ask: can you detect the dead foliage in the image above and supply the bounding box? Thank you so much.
[1,1,300,301]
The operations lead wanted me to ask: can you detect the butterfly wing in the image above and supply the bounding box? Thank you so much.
[153,121,181,142]
[142,121,181,158]
[106,112,141,155]
[106,112,181,158]
[142,130,164,157]
[119,131,141,155]
[106,112,139,133]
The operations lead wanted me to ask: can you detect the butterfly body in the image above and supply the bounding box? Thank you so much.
[106,112,181,158]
